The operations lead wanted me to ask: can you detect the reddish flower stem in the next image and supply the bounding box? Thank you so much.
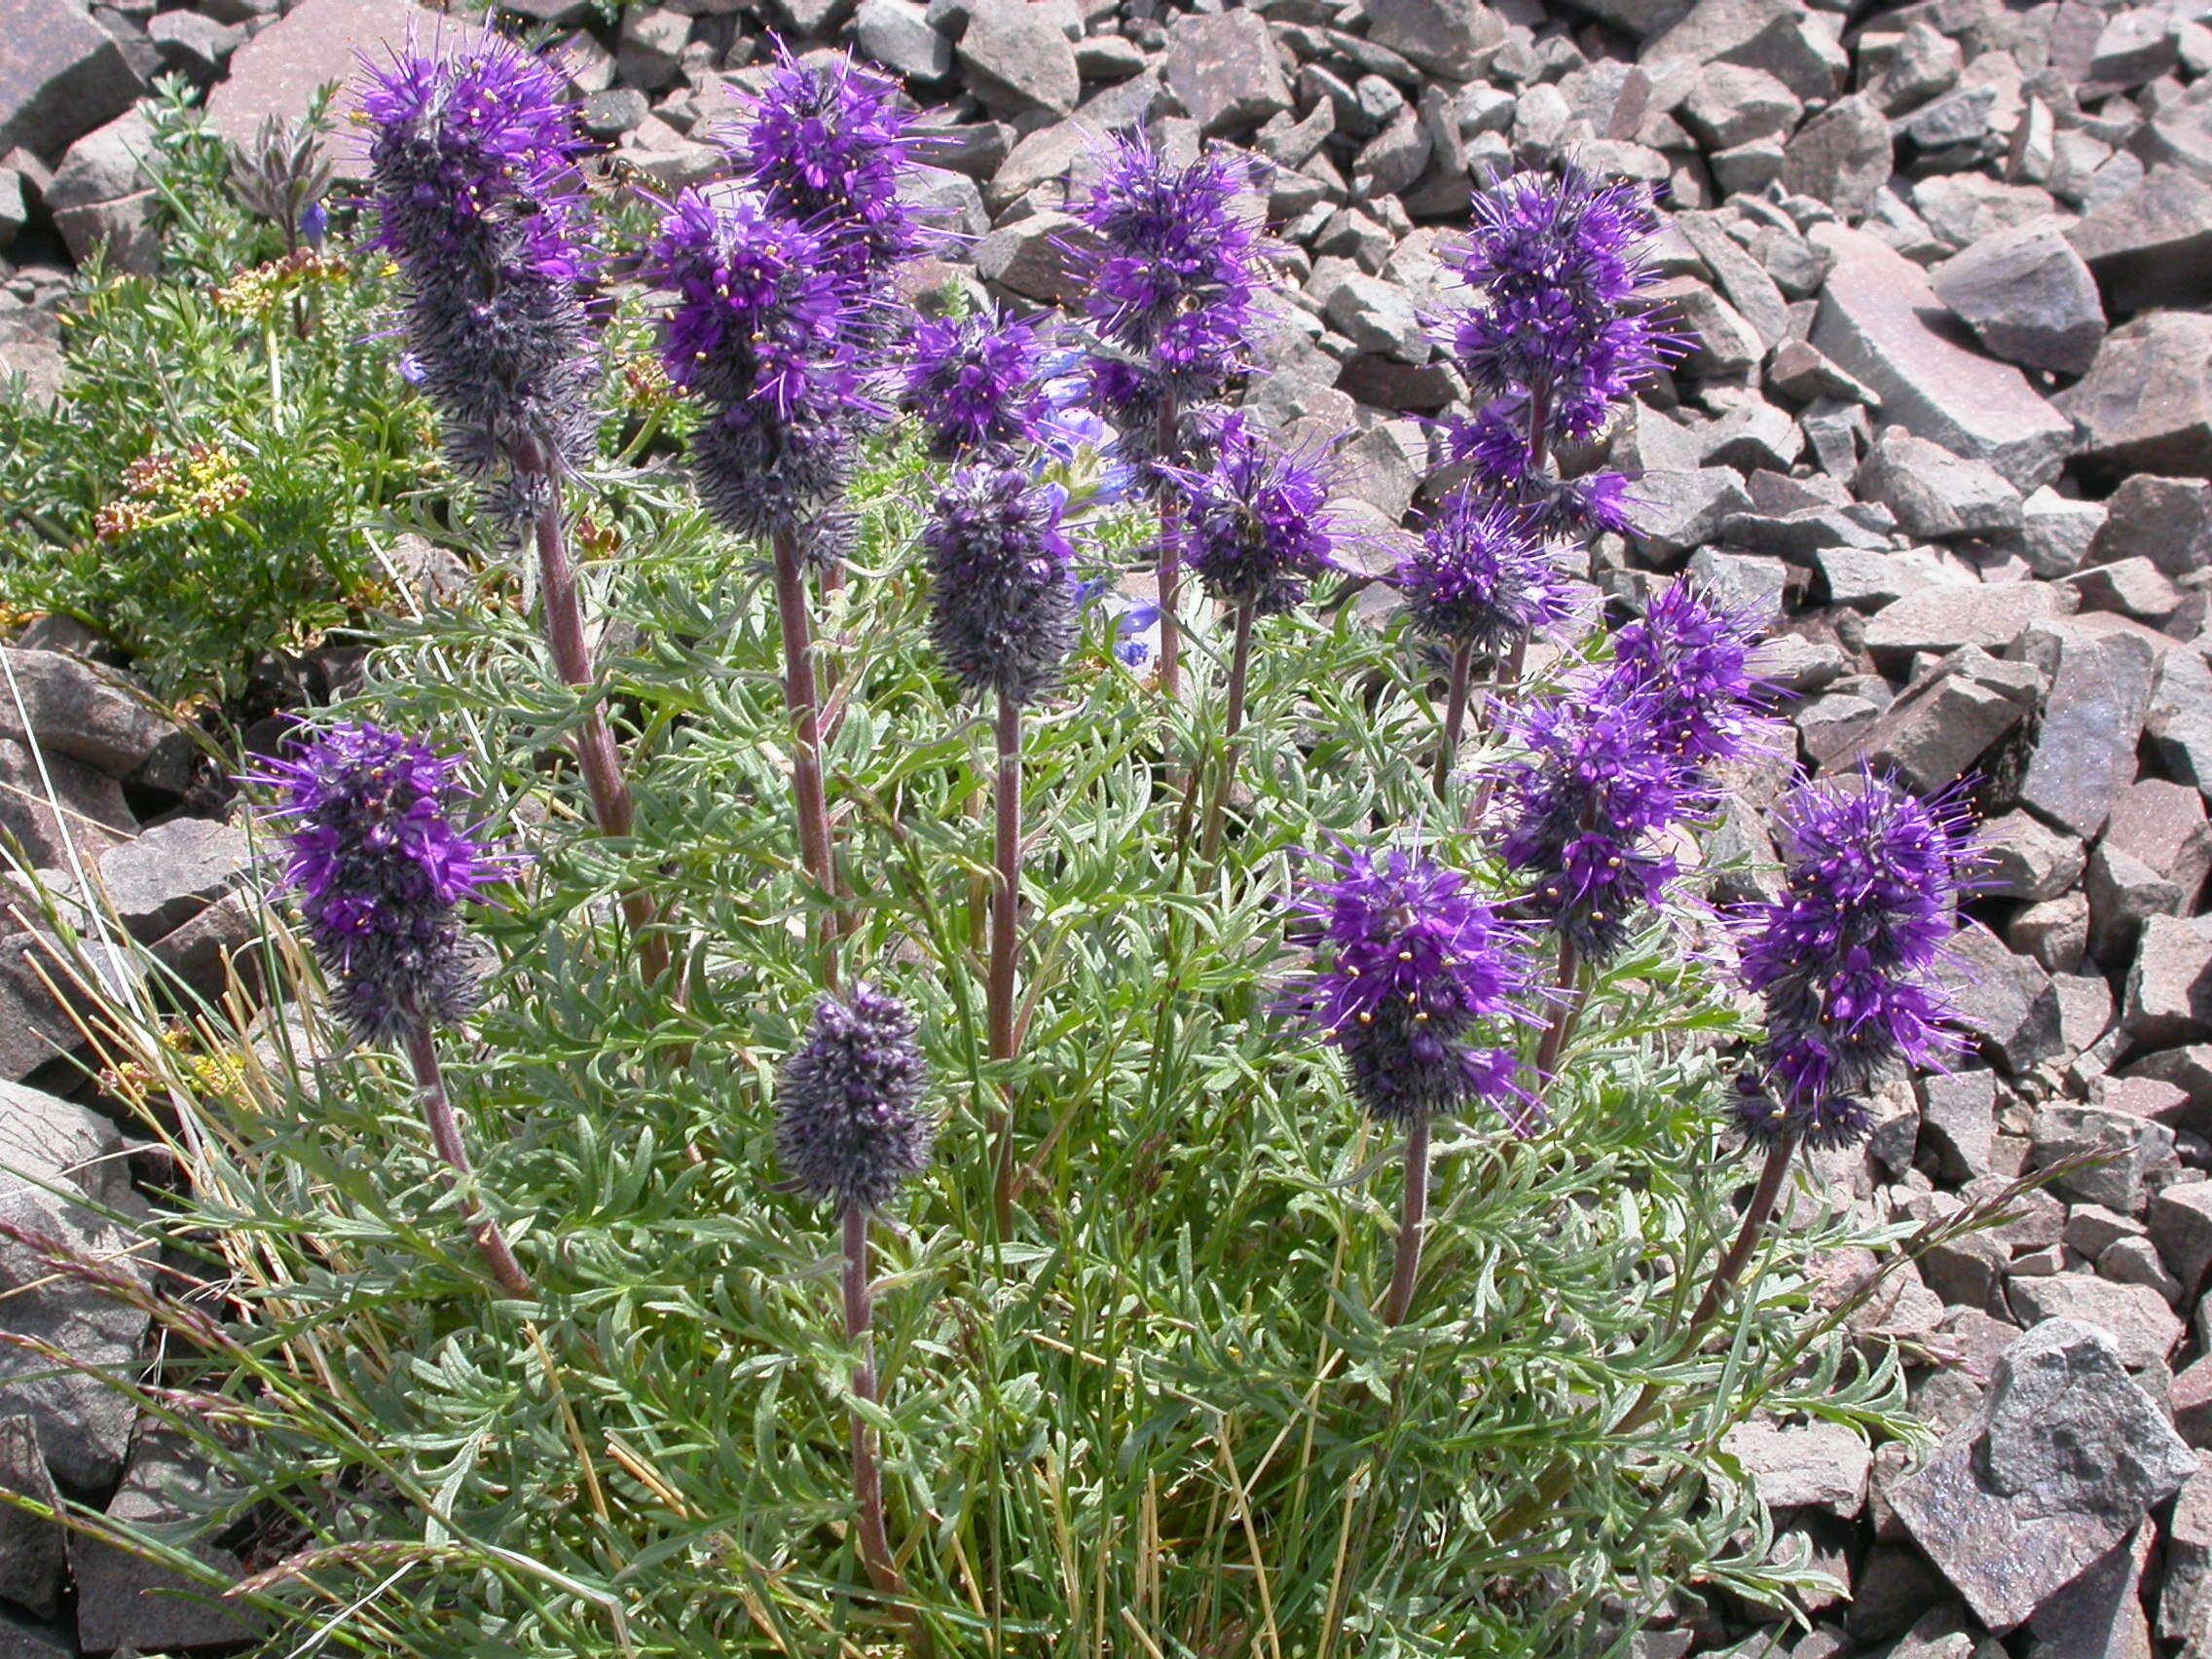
[1153,392,1183,703]
[1199,602,1255,865]
[1381,1116,1430,1328]
[1435,638,1475,797]
[403,1020,535,1300]
[843,1198,903,1600]
[988,693,1021,1235]
[771,525,842,990]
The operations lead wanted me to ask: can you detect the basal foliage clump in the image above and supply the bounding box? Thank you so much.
[3,35,2046,1659]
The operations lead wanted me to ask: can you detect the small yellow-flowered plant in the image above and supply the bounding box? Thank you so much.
[211,248,351,315]
[94,442,251,541]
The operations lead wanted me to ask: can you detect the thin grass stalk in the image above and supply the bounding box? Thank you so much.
[1434,638,1474,797]
[770,524,842,988]
[1199,601,1255,865]
[401,1021,534,1300]
[1380,1115,1429,1327]
[513,440,669,986]
[988,693,1021,1236]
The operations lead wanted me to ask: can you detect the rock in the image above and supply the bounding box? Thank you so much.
[1979,811,2083,902]
[1929,222,2107,378]
[1626,467,1751,560]
[2148,647,2212,794]
[2027,1528,2155,1659]
[2106,779,2212,909]
[1767,339,1876,404]
[1352,108,1428,199]
[1910,175,2058,250]
[92,820,249,942]
[1644,0,1847,103]
[974,209,1090,304]
[1867,19,1961,114]
[148,11,241,82]
[0,0,142,162]
[72,1433,265,1654]
[1809,227,2074,491]
[2123,915,2212,1050]
[2031,1102,2173,1215]
[1677,213,1792,350]
[956,0,1080,118]
[1360,0,1501,81]
[0,1418,62,1618]
[2012,892,2089,976]
[1855,428,2021,539]
[0,739,135,869]
[1946,918,2064,1075]
[1325,275,1424,362]
[1780,93,1893,219]
[2150,1181,2212,1297]
[208,0,430,174]
[2008,618,2158,839]
[1890,1320,2194,1633]
[1721,1420,1871,1517]
[2089,844,2190,966]
[855,0,953,81]
[2067,167,2212,313]
[1160,8,1282,135]
[1651,277,1764,376]
[1901,84,1997,152]
[1839,645,2040,791]
[2006,1278,2183,1372]
[1920,1069,1996,1181]
[0,1609,70,1659]
[2161,1456,2212,1641]
[1680,63,1801,151]
[2064,558,2182,624]
[2020,487,2107,580]
[0,1080,150,1492]
[2093,475,2212,577]
[2056,312,2212,481]
[1861,581,2069,658]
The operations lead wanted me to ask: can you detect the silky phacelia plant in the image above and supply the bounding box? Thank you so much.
[1072,133,1267,457]
[1601,579,1768,771]
[901,311,1049,461]
[924,465,1078,709]
[776,983,935,1211]
[361,39,598,516]
[729,46,924,286]
[1732,775,1975,1151]
[1399,485,1573,658]
[252,720,515,1043]
[1443,166,1678,473]
[1293,848,1531,1132]
[1171,416,1340,618]
[642,188,880,560]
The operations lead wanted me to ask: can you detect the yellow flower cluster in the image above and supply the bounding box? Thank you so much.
[94,442,250,541]
[211,248,351,315]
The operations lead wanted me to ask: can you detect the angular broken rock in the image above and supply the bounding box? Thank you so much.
[1360,0,1502,81]
[1929,222,2107,378]
[2006,1277,2183,1372]
[93,819,250,943]
[0,1417,63,1619]
[2123,915,2212,1050]
[0,0,143,162]
[1889,1319,2195,1634]
[1861,579,2070,659]
[1809,227,2074,491]
[0,648,176,779]
[2091,474,2212,577]
[1721,1420,1871,1517]
[72,1432,267,1655]
[1838,645,2040,792]
[2066,166,2212,314]
[1779,92,1892,219]
[2006,617,2159,840]
[1855,427,2022,540]
[2055,311,2212,481]
[1946,918,2065,1075]
[206,0,428,174]
[1646,0,1847,103]
[958,0,1081,119]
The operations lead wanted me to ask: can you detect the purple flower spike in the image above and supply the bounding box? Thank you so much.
[641,186,883,558]
[251,721,519,1043]
[925,465,1079,708]
[1600,578,1769,770]
[359,38,599,512]
[1399,486,1574,656]
[1732,774,1977,1151]
[776,982,935,1211]
[1290,847,1535,1133]
[1169,415,1339,615]
[730,46,924,282]
[900,310,1048,461]
[1444,166,1682,454]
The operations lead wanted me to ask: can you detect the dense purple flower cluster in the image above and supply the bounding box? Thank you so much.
[1292,848,1533,1132]
[1600,580,1769,769]
[776,983,935,1211]
[1398,486,1573,657]
[1169,416,1339,615]
[1444,402,1639,543]
[360,40,599,515]
[1444,167,1679,456]
[729,48,923,283]
[900,311,1048,461]
[1072,135,1266,455]
[1732,775,1975,1151]
[641,188,881,559]
[924,465,1078,708]
[253,721,517,1043]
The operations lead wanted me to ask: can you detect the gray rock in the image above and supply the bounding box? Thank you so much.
[1919,1069,1997,1182]
[0,1610,70,1659]
[1900,83,1995,152]
[1644,0,1847,103]
[2104,777,2212,915]
[2093,475,2212,577]
[1909,176,2062,254]
[2056,312,2212,481]
[1780,93,1893,220]
[1653,276,1764,376]
[2147,646,2212,796]
[1929,222,2107,378]
[960,0,1081,118]
[2026,1527,2154,1659]
[1979,810,2083,902]
[1161,8,1284,135]
[856,0,953,81]
[2066,166,2212,313]
[1680,62,1801,151]
[73,1433,265,1654]
[1324,276,1424,363]
[0,739,135,868]
[2007,1277,2183,1372]
[0,1080,150,1492]
[1685,549,1788,622]
[207,0,427,175]
[1862,580,2070,658]
[1351,108,1429,201]
[2064,558,2182,624]
[1948,918,2064,1074]
[1890,1320,2194,1633]
[2151,1181,2212,1296]
[974,209,1089,303]
[1677,213,1792,350]
[2123,915,2212,1050]
[1720,1420,1871,1517]
[2160,1455,2212,1643]
[1625,467,1750,560]
[1839,645,2039,791]
[1867,18,1961,115]
[2007,618,2158,839]
[1809,226,2073,491]
[2089,844,2189,967]
[0,1418,62,1618]
[0,0,142,162]
[2087,7,2178,92]
[2019,487,2107,579]
[578,88,648,138]
[1360,0,1501,81]
[148,10,242,81]
[92,819,249,943]
[0,648,173,779]
[1856,428,2022,539]
[2011,892,2089,976]
[2031,1102,2173,1215]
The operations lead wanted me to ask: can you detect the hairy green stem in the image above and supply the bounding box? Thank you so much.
[1434,638,1475,797]
[771,525,842,990]
[1199,602,1255,866]
[403,1021,534,1300]
[843,1198,902,1601]
[1381,1117,1430,1327]
[1530,933,1580,1085]
[989,694,1021,1236]
[1153,392,1183,703]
